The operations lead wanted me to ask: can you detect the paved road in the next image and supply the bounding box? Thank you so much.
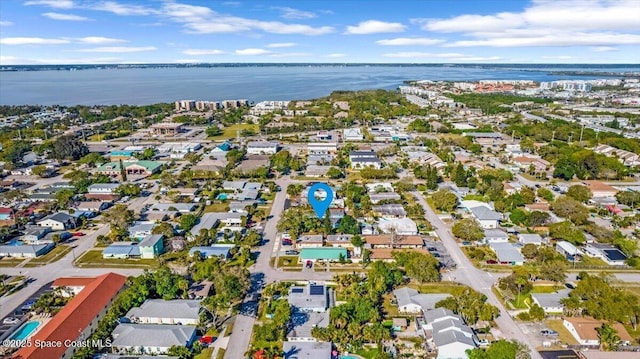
[411,191,543,359]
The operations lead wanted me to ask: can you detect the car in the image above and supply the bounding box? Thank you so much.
[282,239,292,246]
[72,232,85,237]
[462,241,471,246]
[427,247,437,252]
[3,317,19,325]
[285,250,299,255]
[306,260,313,268]
[486,259,498,264]
[432,253,441,258]
[541,329,558,336]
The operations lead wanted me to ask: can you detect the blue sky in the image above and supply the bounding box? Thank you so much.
[0,0,638,65]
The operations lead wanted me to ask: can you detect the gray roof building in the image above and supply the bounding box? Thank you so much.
[283,341,332,359]
[373,203,407,217]
[530,289,570,312]
[470,206,502,221]
[489,242,525,264]
[287,284,329,312]
[287,311,330,341]
[393,287,452,313]
[126,299,201,324]
[433,329,476,347]
[111,324,196,351]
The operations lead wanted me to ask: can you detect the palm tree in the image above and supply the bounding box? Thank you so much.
[596,323,620,351]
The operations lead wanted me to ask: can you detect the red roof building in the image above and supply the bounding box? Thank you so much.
[13,273,126,359]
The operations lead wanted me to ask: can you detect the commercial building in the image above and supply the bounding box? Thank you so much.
[246,141,279,155]
[111,324,197,355]
[149,122,185,136]
[13,273,127,359]
[126,299,201,325]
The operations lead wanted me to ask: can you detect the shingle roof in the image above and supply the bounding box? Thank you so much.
[470,206,501,220]
[126,299,200,321]
[111,323,196,348]
[14,273,126,359]
[433,329,476,347]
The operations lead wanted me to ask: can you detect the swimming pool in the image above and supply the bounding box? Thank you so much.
[9,321,40,340]
[340,356,360,359]
[216,193,228,200]
[7,239,24,246]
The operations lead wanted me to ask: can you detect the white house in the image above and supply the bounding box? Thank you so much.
[111,324,196,355]
[531,289,570,314]
[37,212,76,231]
[393,287,451,314]
[518,233,544,246]
[343,128,364,141]
[482,229,509,244]
[349,150,382,169]
[469,206,501,229]
[246,141,279,155]
[563,317,632,346]
[307,142,338,154]
[126,299,201,325]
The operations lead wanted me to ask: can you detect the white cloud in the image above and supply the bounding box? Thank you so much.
[182,49,226,55]
[326,53,346,58]
[0,37,70,45]
[0,21,14,26]
[424,0,640,48]
[24,0,75,9]
[591,46,617,52]
[444,32,640,47]
[0,55,123,65]
[268,52,312,58]
[235,48,272,55]
[382,52,502,61]
[75,46,157,53]
[161,2,333,35]
[76,36,127,44]
[266,42,297,48]
[273,6,316,20]
[345,20,406,35]
[376,37,444,46]
[90,1,157,16]
[42,12,92,21]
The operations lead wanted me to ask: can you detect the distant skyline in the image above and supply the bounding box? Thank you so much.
[0,0,638,65]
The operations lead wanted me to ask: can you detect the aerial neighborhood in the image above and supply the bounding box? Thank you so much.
[1,78,640,359]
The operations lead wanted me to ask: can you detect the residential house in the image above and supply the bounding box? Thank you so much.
[286,311,329,342]
[111,324,196,355]
[296,234,324,249]
[0,242,54,258]
[149,203,197,213]
[378,217,419,235]
[531,289,570,314]
[373,204,407,218]
[139,234,164,259]
[582,180,619,198]
[350,150,382,169]
[22,226,51,243]
[369,192,401,204]
[325,234,353,248]
[86,183,120,201]
[563,317,632,346]
[556,241,582,261]
[76,201,110,213]
[365,234,424,249]
[423,308,477,359]
[128,221,157,240]
[366,182,394,193]
[283,341,332,359]
[246,141,279,155]
[126,299,201,325]
[583,243,628,265]
[189,244,235,259]
[482,229,509,244]
[288,284,329,313]
[37,212,77,231]
[489,242,525,265]
[518,233,544,246]
[13,273,127,359]
[393,287,451,313]
[0,207,13,220]
[343,128,364,141]
[103,242,141,259]
[469,206,501,229]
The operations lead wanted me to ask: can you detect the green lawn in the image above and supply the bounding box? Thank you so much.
[531,285,561,294]
[194,348,213,359]
[408,281,469,296]
[0,257,24,267]
[512,293,531,309]
[277,256,300,268]
[356,348,385,359]
[209,124,258,140]
[24,245,72,267]
[75,249,158,268]
[204,202,230,213]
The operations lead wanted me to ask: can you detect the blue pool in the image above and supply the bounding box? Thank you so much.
[9,321,40,340]
[7,239,24,246]
[341,356,359,359]
[216,193,228,200]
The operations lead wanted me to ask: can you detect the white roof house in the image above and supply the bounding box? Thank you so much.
[287,284,329,313]
[111,324,196,355]
[518,233,544,245]
[283,341,332,359]
[531,289,570,314]
[469,206,501,229]
[393,287,451,314]
[489,242,525,265]
[343,128,364,141]
[246,141,279,155]
[126,299,201,325]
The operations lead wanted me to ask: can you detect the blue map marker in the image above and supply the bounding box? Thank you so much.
[307,183,333,219]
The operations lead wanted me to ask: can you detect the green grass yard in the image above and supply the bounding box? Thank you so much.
[24,245,72,267]
[209,124,258,140]
[75,249,158,268]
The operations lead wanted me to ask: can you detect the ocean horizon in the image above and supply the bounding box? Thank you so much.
[1,63,638,106]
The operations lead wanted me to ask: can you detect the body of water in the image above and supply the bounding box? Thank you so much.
[0,65,638,106]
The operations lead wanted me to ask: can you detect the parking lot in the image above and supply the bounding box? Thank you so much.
[424,238,456,268]
[0,281,52,341]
